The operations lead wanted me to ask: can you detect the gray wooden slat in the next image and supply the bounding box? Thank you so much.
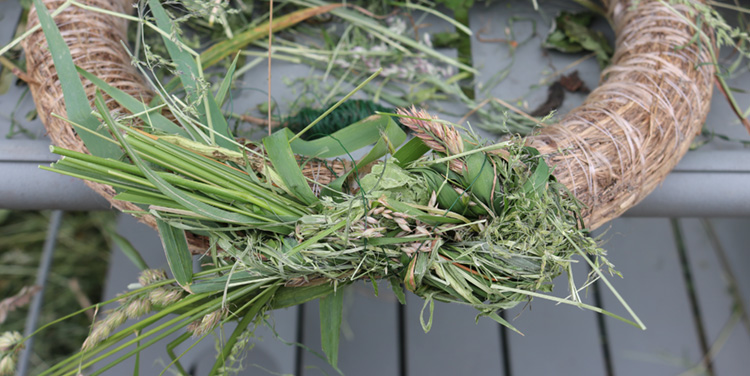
[300,281,400,376]
[505,269,606,375]
[101,214,298,375]
[405,293,504,376]
[595,218,704,375]
[0,1,21,45]
[679,218,750,376]
[703,219,750,311]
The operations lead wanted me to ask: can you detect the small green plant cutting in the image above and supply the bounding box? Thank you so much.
[13,0,747,373]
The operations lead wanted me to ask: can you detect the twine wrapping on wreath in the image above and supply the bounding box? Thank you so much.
[23,0,715,233]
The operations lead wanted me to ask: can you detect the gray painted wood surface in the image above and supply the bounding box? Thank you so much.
[300,282,400,376]
[405,293,505,376]
[505,271,607,376]
[680,218,750,376]
[595,218,705,375]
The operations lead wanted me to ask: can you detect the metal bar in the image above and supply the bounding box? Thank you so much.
[17,210,64,376]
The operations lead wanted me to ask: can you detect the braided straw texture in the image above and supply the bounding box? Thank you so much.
[24,0,715,233]
[23,0,157,220]
[527,0,715,229]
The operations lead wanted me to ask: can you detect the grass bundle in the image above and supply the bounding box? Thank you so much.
[19,0,732,374]
[39,97,636,374]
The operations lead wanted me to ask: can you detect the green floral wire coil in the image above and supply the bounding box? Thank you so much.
[283,99,403,140]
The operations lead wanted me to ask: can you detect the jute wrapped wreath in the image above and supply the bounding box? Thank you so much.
[18,0,714,373]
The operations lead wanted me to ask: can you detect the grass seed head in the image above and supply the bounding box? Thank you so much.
[124,297,152,319]
[138,269,167,287]
[0,332,22,354]
[397,106,465,172]
[0,354,16,376]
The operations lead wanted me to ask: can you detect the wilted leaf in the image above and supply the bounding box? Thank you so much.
[543,11,613,68]
[0,285,41,324]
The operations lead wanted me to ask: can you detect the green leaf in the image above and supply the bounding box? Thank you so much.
[319,289,344,367]
[271,284,336,310]
[32,0,120,159]
[75,66,188,138]
[522,158,551,196]
[543,11,613,68]
[327,117,407,191]
[464,153,496,211]
[189,271,259,294]
[148,0,202,106]
[148,0,237,150]
[288,114,394,158]
[155,218,193,288]
[205,88,237,151]
[389,278,406,305]
[393,137,430,167]
[215,53,240,106]
[110,232,149,271]
[263,131,320,206]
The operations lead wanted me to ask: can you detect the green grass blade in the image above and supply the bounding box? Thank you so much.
[75,66,188,138]
[263,131,319,206]
[32,0,120,159]
[110,231,149,271]
[215,53,240,106]
[393,137,430,167]
[288,114,393,158]
[94,91,262,225]
[204,88,237,151]
[148,0,237,150]
[319,288,344,368]
[155,218,193,288]
[328,117,406,191]
[271,284,336,310]
[147,0,202,106]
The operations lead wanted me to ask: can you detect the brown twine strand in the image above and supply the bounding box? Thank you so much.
[23,0,715,236]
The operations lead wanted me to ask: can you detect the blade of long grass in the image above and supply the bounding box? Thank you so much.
[288,114,392,158]
[215,53,240,106]
[319,288,344,368]
[148,0,238,149]
[271,284,336,310]
[110,231,149,271]
[393,137,430,167]
[156,218,193,288]
[94,91,262,225]
[208,285,279,376]
[147,0,202,105]
[263,131,320,206]
[75,66,188,138]
[32,0,120,159]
